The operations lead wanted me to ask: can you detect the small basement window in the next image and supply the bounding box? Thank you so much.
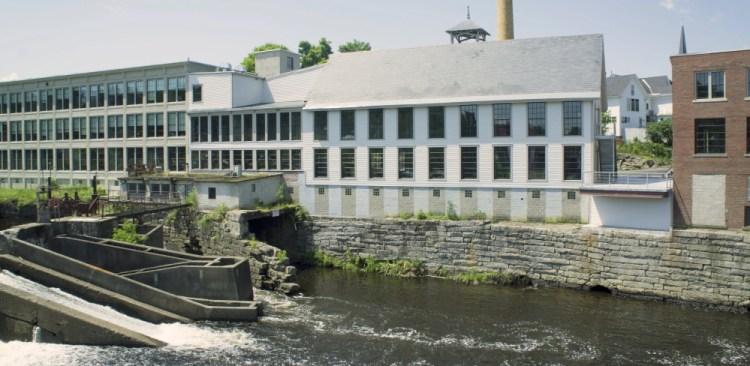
[208,187,216,199]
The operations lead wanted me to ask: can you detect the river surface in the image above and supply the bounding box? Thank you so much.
[1,268,749,365]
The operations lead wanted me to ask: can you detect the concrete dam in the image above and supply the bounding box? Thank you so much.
[0,222,262,347]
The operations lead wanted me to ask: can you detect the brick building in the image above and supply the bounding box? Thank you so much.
[671,49,750,229]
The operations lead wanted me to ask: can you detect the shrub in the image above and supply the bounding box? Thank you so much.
[472,210,487,220]
[446,201,459,221]
[276,249,288,262]
[112,221,147,244]
[182,190,198,207]
[416,209,428,220]
[398,211,412,220]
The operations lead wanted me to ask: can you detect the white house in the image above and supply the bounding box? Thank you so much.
[605,74,672,142]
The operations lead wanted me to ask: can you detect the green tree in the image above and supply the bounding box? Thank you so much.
[646,118,672,148]
[241,43,288,73]
[112,221,147,244]
[299,38,332,68]
[600,111,614,135]
[338,39,371,53]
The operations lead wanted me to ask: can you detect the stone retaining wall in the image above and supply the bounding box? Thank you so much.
[299,217,750,310]
[162,208,300,294]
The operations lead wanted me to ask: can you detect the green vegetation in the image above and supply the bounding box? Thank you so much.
[416,209,428,220]
[471,210,487,220]
[398,211,413,220]
[197,203,229,229]
[276,249,288,262]
[619,138,672,164]
[299,38,333,67]
[646,118,673,148]
[306,251,426,277]
[338,39,371,53]
[112,221,147,244]
[600,111,614,135]
[0,185,104,207]
[294,205,310,223]
[182,190,198,207]
[449,270,531,286]
[0,188,38,206]
[446,201,459,221]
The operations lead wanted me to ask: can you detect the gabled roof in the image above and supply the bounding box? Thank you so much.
[640,76,672,95]
[262,64,325,104]
[305,34,604,110]
[605,74,638,97]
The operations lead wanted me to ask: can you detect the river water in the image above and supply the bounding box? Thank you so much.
[1,268,749,365]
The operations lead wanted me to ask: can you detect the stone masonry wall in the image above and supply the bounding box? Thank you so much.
[299,217,750,309]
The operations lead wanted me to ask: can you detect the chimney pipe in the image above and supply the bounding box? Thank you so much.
[497,0,514,40]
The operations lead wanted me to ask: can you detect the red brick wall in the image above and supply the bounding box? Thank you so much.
[671,50,750,228]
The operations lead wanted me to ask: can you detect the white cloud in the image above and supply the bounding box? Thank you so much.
[0,73,19,82]
[660,0,677,10]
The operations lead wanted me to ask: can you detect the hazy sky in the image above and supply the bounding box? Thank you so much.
[1,0,748,82]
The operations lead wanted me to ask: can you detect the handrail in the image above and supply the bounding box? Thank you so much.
[583,171,672,190]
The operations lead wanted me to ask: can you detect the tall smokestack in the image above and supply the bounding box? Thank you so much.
[497,0,514,40]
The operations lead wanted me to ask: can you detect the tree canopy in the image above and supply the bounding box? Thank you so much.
[241,43,288,73]
[338,39,371,53]
[299,38,332,68]
[646,118,672,147]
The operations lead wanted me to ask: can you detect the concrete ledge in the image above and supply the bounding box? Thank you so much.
[0,285,165,347]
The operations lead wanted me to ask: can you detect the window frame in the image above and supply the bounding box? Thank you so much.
[397,107,413,139]
[695,71,725,100]
[368,109,384,140]
[398,147,414,179]
[314,111,328,141]
[428,147,445,180]
[527,145,547,181]
[492,103,511,137]
[563,145,583,181]
[460,146,478,180]
[428,106,445,138]
[695,118,726,154]
[340,148,356,179]
[563,101,583,136]
[527,102,546,136]
[493,145,511,180]
[340,110,356,140]
[369,147,384,179]
[313,148,328,178]
[192,84,202,103]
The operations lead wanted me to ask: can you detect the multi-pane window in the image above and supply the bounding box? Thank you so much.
[72,86,86,109]
[39,90,53,111]
[146,147,164,167]
[210,116,220,142]
[314,149,328,178]
[493,103,511,137]
[627,98,639,112]
[527,102,546,136]
[89,85,105,108]
[107,83,124,106]
[0,94,6,114]
[267,113,277,141]
[192,84,202,102]
[293,150,302,170]
[9,121,21,142]
[428,106,445,138]
[126,81,144,105]
[695,118,725,154]
[38,149,53,171]
[314,111,328,141]
[167,77,186,102]
[146,79,164,103]
[191,150,209,170]
[255,150,265,170]
[55,118,69,140]
[89,148,105,171]
[280,150,290,170]
[24,150,37,170]
[126,114,143,138]
[341,110,355,140]
[232,150,242,168]
[341,148,356,178]
[528,146,546,180]
[695,71,725,99]
[279,113,290,141]
[369,148,384,178]
[24,91,38,112]
[398,108,413,139]
[369,109,384,139]
[24,120,37,141]
[9,150,22,170]
[9,93,21,113]
[493,146,511,179]
[243,114,253,141]
[147,113,164,137]
[56,148,70,171]
[54,88,70,110]
[461,146,478,179]
[429,147,445,179]
[89,116,104,139]
[398,148,414,179]
[167,112,185,136]
[243,149,254,170]
[0,150,6,170]
[267,150,277,170]
[39,120,52,141]
[256,114,266,141]
[126,147,143,167]
[71,149,87,171]
[108,115,123,138]
[563,146,582,181]
[167,146,187,172]
[0,122,5,141]
[460,105,478,138]
[233,115,243,141]
[563,101,582,136]
[71,117,86,140]
[291,112,302,140]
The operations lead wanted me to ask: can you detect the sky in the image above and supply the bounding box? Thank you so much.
[1,0,749,82]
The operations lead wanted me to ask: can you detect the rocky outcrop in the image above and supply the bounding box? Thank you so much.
[617,153,669,171]
[162,208,300,295]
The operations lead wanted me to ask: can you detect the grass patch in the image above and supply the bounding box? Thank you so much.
[305,251,426,277]
[112,221,147,244]
[449,270,531,286]
[197,203,229,229]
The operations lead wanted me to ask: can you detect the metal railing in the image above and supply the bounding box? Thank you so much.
[584,171,672,190]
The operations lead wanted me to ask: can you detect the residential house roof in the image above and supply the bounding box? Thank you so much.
[305,34,604,110]
[605,74,638,97]
[640,76,672,95]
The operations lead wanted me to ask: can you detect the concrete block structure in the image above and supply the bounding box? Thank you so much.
[671,48,750,229]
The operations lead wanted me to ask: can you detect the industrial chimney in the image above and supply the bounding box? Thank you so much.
[497,0,514,40]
